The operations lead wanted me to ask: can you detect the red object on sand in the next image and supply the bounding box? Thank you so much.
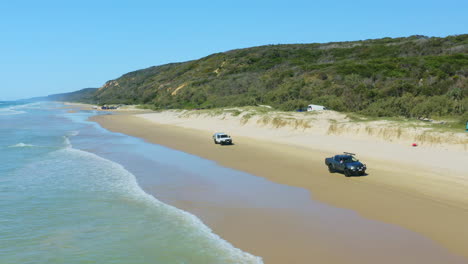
[412,143,418,147]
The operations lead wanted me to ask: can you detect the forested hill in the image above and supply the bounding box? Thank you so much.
[26,88,98,103]
[46,88,98,102]
[94,34,468,119]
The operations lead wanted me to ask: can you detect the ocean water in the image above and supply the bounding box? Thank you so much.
[0,102,262,264]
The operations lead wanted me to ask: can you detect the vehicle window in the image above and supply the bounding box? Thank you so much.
[334,156,340,161]
[343,156,358,163]
[220,135,228,138]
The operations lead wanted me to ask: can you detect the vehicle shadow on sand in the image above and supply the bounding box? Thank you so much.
[330,171,369,177]
[346,172,369,177]
[215,143,235,146]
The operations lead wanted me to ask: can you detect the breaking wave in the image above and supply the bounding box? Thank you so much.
[0,108,26,116]
[9,143,36,148]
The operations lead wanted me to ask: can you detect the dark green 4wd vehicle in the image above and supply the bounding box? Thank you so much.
[325,152,367,177]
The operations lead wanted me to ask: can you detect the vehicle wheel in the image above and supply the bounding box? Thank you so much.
[328,164,335,173]
[214,140,218,144]
[344,169,351,177]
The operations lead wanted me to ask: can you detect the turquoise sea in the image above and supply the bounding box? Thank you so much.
[0,101,262,264]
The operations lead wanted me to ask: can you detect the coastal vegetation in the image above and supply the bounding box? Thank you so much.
[30,88,98,102]
[58,35,468,124]
[152,106,468,146]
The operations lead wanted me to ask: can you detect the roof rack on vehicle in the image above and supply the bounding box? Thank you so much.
[343,152,355,156]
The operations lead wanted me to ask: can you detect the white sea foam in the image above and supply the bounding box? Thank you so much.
[62,131,79,148]
[0,102,46,115]
[0,108,26,116]
[7,138,263,263]
[67,130,80,137]
[58,147,263,263]
[1,101,263,264]
[12,102,43,109]
[9,143,35,148]
[63,136,72,148]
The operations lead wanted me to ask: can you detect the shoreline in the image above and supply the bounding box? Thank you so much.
[87,109,468,263]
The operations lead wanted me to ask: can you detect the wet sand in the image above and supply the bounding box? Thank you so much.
[89,113,468,264]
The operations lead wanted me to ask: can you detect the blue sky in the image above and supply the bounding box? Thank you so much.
[0,0,466,100]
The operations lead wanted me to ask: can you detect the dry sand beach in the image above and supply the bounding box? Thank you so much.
[85,106,468,263]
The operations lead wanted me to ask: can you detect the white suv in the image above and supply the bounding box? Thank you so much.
[213,133,233,145]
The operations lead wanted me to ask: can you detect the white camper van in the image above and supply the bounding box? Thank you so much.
[307,104,327,111]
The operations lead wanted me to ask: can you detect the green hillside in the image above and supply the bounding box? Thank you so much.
[93,35,468,120]
[47,88,98,102]
[26,88,98,103]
